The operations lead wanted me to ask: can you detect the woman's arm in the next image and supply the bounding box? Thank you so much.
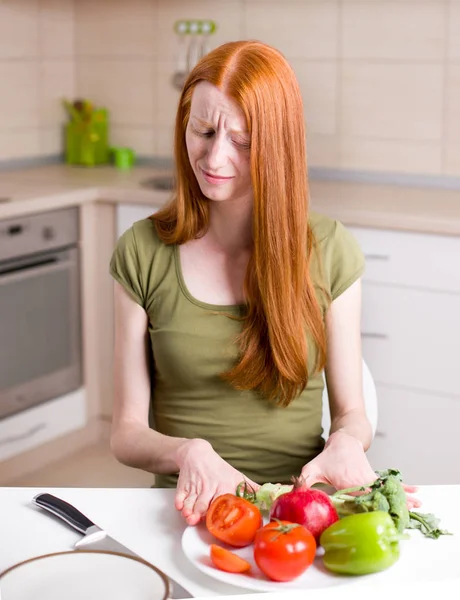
[302,278,421,504]
[300,277,377,489]
[111,281,260,522]
[323,277,373,451]
[110,281,191,474]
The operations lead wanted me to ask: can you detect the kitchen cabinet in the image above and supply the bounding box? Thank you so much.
[361,284,460,397]
[0,388,86,463]
[116,203,158,238]
[348,226,460,293]
[348,225,460,484]
[365,385,459,485]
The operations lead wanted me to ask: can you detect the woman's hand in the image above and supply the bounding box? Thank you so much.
[300,431,421,509]
[174,439,259,526]
[301,431,376,490]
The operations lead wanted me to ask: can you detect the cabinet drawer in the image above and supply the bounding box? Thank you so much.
[361,284,460,397]
[0,388,86,462]
[348,226,460,293]
[366,385,460,484]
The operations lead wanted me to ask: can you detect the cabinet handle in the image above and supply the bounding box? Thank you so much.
[361,332,389,340]
[374,430,386,438]
[364,253,390,261]
[0,422,46,447]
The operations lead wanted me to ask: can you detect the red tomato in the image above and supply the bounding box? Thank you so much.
[206,494,262,548]
[254,520,316,582]
[210,544,251,574]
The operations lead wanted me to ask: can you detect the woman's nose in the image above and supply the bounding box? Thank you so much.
[206,137,228,169]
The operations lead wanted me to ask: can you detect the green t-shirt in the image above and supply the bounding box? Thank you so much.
[109,211,365,488]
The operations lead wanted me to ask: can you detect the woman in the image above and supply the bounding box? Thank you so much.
[109,40,418,526]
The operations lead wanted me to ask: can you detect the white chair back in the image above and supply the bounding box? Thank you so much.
[321,359,378,440]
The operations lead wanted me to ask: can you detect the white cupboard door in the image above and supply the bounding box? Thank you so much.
[116,204,158,238]
[348,226,460,293]
[361,283,460,397]
[366,384,460,485]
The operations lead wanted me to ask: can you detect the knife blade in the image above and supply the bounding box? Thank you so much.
[32,492,193,599]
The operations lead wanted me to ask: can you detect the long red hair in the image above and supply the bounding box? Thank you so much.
[152,40,327,407]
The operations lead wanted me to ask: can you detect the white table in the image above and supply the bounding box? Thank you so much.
[1,486,459,599]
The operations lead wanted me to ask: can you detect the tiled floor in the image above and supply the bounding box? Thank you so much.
[6,439,154,488]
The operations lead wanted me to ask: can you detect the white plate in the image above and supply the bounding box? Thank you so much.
[0,550,170,600]
[181,522,360,593]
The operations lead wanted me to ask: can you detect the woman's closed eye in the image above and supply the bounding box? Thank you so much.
[192,127,250,149]
[193,127,215,138]
[232,137,251,150]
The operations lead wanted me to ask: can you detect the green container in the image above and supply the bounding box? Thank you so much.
[65,108,110,167]
[111,147,136,170]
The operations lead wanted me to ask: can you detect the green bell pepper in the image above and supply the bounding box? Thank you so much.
[320,511,407,576]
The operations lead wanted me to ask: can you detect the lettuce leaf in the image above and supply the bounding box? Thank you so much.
[254,483,293,511]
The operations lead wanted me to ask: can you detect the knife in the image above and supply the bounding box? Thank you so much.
[32,493,193,599]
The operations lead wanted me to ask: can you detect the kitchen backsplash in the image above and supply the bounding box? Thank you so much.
[0,0,75,161]
[1,0,459,178]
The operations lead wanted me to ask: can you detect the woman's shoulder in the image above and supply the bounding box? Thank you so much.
[308,211,365,301]
[109,217,168,307]
[117,216,167,260]
[309,211,360,251]
[130,216,163,246]
[308,211,341,243]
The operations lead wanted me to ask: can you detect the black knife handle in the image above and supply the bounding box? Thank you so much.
[33,493,96,534]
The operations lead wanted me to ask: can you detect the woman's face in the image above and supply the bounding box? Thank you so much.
[185,81,252,204]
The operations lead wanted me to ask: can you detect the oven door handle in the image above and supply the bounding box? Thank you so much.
[0,255,76,285]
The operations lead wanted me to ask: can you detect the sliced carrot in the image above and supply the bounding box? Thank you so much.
[210,544,251,574]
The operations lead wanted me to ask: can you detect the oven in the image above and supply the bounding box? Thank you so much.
[0,207,82,420]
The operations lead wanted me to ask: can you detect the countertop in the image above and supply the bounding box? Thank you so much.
[1,486,459,599]
[0,165,172,220]
[0,164,459,235]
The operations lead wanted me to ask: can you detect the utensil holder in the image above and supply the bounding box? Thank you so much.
[64,108,110,167]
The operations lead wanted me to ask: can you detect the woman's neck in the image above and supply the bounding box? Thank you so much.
[206,197,253,255]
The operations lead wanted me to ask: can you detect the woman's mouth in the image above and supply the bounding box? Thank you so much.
[200,168,233,185]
